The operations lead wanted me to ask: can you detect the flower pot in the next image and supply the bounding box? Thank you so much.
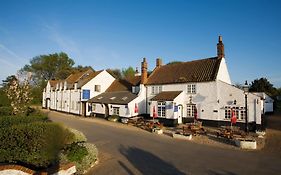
[234,138,257,149]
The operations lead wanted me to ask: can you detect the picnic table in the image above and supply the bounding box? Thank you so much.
[183,122,206,135]
[216,126,246,139]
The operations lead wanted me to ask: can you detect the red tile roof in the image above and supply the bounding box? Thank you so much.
[146,57,221,85]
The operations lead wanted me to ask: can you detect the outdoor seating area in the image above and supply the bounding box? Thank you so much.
[216,126,246,139]
[126,117,164,132]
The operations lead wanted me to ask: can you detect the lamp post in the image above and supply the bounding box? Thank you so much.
[243,81,249,133]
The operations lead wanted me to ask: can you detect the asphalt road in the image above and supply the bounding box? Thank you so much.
[47,110,281,175]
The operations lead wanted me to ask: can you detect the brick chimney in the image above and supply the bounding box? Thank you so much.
[156,58,162,68]
[217,35,225,59]
[141,58,148,84]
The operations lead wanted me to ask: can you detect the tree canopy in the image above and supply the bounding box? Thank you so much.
[249,77,278,97]
[122,66,135,78]
[21,52,75,85]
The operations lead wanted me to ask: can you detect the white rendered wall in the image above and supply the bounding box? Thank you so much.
[217,81,262,124]
[216,58,231,84]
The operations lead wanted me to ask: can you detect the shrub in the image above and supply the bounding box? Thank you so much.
[0,106,13,116]
[64,143,88,163]
[60,143,98,174]
[0,122,73,168]
[107,115,120,122]
[0,113,48,128]
[67,128,87,144]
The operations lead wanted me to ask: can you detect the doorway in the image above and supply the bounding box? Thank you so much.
[178,105,183,124]
[104,104,109,118]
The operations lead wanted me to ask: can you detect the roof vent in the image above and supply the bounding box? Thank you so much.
[110,97,116,100]
[122,97,128,101]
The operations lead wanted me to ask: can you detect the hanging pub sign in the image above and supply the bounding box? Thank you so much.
[82,89,90,100]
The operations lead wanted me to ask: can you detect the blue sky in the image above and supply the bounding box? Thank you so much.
[0,0,281,87]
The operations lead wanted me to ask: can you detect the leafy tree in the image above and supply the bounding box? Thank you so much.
[167,61,182,65]
[122,66,135,78]
[21,52,75,85]
[107,68,122,79]
[249,77,278,96]
[71,65,94,74]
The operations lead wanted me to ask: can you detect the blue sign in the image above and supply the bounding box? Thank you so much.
[174,105,178,112]
[82,90,90,100]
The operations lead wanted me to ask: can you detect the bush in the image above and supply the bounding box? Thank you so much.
[107,115,120,122]
[0,113,48,128]
[67,128,87,144]
[64,143,88,163]
[60,143,98,174]
[0,122,73,168]
[0,106,13,116]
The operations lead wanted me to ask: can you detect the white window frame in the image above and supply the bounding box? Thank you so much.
[224,106,246,121]
[157,102,166,117]
[113,107,120,115]
[187,84,196,94]
[95,85,101,92]
[152,86,162,95]
[186,104,196,117]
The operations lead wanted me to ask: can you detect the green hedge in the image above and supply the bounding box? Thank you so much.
[0,112,48,128]
[0,106,13,116]
[0,122,73,168]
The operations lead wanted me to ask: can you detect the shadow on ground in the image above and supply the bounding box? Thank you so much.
[207,170,237,175]
[119,145,186,175]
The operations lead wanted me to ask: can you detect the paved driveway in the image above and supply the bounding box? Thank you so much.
[47,110,281,175]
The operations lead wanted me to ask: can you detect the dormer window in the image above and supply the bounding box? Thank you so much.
[187,84,196,94]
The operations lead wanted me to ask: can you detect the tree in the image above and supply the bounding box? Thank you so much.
[249,77,278,96]
[4,75,32,115]
[21,52,75,85]
[71,65,94,74]
[107,68,122,79]
[167,61,182,65]
[122,66,135,78]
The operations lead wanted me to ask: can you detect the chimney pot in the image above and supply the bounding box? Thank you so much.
[156,58,162,68]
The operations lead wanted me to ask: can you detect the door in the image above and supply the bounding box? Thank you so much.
[104,104,109,118]
[82,102,86,117]
[178,105,183,124]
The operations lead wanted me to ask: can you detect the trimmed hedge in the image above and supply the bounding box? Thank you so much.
[0,112,48,128]
[0,122,73,168]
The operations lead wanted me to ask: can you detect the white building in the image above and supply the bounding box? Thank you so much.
[88,75,147,118]
[144,36,262,130]
[42,69,115,116]
[253,92,274,113]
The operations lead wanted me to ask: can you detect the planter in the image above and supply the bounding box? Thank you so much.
[172,133,192,140]
[234,138,257,149]
[152,128,163,134]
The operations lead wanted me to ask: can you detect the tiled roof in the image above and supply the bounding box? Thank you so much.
[106,79,132,92]
[151,91,182,101]
[146,57,221,85]
[126,76,141,86]
[65,69,94,84]
[88,91,137,105]
[49,80,59,87]
[77,70,102,88]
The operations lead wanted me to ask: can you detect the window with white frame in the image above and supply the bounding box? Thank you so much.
[186,104,196,117]
[224,106,246,120]
[95,85,101,92]
[92,104,96,111]
[113,107,119,115]
[187,84,196,94]
[157,102,166,117]
[152,86,162,95]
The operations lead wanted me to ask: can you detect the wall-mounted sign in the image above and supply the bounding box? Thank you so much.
[82,89,90,100]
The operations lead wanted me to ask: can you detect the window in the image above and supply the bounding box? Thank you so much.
[187,84,196,94]
[187,104,196,117]
[95,85,101,92]
[152,86,162,95]
[113,107,119,115]
[157,102,166,117]
[224,106,246,120]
